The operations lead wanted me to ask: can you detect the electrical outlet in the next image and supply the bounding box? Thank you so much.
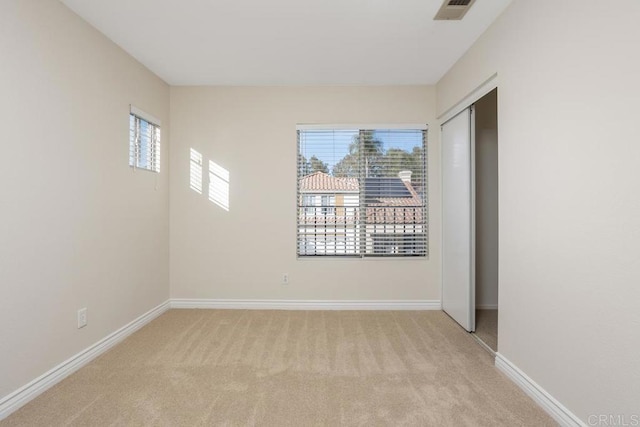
[77,308,87,329]
[282,273,289,285]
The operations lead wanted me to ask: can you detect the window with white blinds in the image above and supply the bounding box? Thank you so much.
[297,126,428,257]
[129,108,160,173]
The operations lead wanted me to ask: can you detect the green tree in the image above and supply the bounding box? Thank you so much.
[381,146,425,184]
[298,154,311,176]
[381,148,413,177]
[299,154,329,176]
[359,130,384,177]
[309,155,329,173]
[332,153,358,177]
[331,132,425,190]
[332,131,383,177]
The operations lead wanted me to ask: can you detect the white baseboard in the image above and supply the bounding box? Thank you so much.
[495,353,584,427]
[170,299,441,311]
[0,300,170,421]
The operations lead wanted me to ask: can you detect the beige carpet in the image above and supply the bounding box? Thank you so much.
[474,309,498,352]
[2,310,554,426]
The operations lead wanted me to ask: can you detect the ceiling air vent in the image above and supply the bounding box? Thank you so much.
[434,0,477,20]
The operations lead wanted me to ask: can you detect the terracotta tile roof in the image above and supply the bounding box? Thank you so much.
[299,171,359,192]
[299,172,425,225]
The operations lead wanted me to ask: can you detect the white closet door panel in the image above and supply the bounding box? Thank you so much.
[442,107,475,332]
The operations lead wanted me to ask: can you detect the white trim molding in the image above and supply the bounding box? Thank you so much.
[495,353,585,427]
[130,105,161,126]
[0,300,170,421]
[296,123,428,131]
[438,73,498,123]
[170,299,441,311]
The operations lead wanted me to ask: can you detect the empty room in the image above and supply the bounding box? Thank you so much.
[1,0,638,426]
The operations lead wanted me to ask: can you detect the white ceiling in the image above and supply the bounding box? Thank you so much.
[60,0,512,86]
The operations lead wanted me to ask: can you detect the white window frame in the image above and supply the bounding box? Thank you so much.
[296,124,428,258]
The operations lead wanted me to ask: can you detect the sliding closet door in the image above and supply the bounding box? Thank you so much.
[441,107,475,332]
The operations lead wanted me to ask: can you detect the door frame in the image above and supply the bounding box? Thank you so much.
[438,73,498,123]
[439,74,498,331]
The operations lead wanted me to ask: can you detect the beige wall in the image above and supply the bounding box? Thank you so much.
[170,86,440,301]
[9,0,636,421]
[438,0,640,420]
[0,1,170,399]
[474,90,498,308]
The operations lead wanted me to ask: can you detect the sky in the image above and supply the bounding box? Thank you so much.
[299,129,423,170]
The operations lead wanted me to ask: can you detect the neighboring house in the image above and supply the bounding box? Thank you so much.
[363,171,426,255]
[298,171,360,255]
[298,171,426,256]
